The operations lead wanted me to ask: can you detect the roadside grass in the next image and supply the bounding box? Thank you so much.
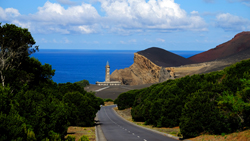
[66,126,95,141]
[113,106,250,141]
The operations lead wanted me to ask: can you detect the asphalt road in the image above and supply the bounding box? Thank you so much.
[97,105,178,141]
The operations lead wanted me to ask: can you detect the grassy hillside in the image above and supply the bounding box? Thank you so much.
[114,58,250,138]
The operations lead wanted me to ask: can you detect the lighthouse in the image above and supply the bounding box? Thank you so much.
[105,61,110,82]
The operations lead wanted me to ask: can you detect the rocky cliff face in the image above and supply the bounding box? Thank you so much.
[111,53,175,85]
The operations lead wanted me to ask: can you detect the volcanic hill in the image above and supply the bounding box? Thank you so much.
[188,31,250,63]
[137,47,194,67]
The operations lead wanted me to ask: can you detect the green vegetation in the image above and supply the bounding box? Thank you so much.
[78,135,90,141]
[75,80,90,88]
[103,98,114,102]
[0,23,104,140]
[115,58,250,139]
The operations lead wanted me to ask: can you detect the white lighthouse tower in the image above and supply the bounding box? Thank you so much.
[96,61,121,86]
[105,61,110,82]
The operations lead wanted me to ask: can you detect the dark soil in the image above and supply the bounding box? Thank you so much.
[137,47,194,67]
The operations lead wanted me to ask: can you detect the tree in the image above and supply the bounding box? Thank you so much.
[0,23,38,87]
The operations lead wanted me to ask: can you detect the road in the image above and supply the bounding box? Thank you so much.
[97,105,178,141]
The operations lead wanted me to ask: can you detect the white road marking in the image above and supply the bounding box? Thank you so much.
[95,86,110,92]
[104,106,148,140]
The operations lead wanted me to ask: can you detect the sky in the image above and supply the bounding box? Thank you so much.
[1,0,250,51]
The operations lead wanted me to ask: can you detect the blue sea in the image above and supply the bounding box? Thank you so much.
[31,50,202,84]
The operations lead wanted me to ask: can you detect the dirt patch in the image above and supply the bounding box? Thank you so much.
[190,130,250,141]
[66,126,95,141]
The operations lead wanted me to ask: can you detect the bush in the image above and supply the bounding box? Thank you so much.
[103,98,113,102]
[179,91,226,138]
[75,80,90,88]
[63,91,95,126]
[114,90,139,110]
[65,135,75,141]
[78,135,89,141]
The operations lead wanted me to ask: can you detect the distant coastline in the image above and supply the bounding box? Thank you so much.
[31,49,203,84]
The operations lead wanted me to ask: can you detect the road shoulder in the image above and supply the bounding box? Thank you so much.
[95,115,107,141]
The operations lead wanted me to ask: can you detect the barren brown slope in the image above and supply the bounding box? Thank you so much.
[188,31,250,63]
[137,47,194,67]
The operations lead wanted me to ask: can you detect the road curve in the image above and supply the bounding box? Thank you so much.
[97,105,178,141]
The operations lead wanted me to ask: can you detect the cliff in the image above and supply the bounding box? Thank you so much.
[188,31,250,63]
[111,53,160,85]
[111,52,175,85]
[111,47,194,85]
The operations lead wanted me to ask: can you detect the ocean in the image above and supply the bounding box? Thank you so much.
[31,50,203,84]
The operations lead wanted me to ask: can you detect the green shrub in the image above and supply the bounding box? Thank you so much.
[63,91,95,126]
[78,135,89,141]
[75,79,90,88]
[114,90,139,110]
[103,98,113,102]
[65,135,75,141]
[179,91,226,138]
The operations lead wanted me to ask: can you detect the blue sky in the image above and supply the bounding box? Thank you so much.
[1,0,250,51]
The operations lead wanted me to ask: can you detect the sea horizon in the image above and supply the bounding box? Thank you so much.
[31,49,204,84]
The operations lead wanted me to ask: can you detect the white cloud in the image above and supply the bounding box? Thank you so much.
[129,39,137,43]
[6,1,101,34]
[243,2,250,6]
[78,25,96,34]
[53,39,57,43]
[0,0,207,35]
[64,37,71,43]
[0,7,20,21]
[120,41,126,44]
[215,13,250,31]
[41,38,48,43]
[119,39,137,44]
[33,2,100,24]
[98,0,206,34]
[156,38,165,42]
[226,0,250,6]
[191,11,199,15]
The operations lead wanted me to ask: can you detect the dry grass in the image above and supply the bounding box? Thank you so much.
[104,101,114,106]
[113,107,181,137]
[190,130,250,141]
[66,126,95,141]
[174,66,205,77]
